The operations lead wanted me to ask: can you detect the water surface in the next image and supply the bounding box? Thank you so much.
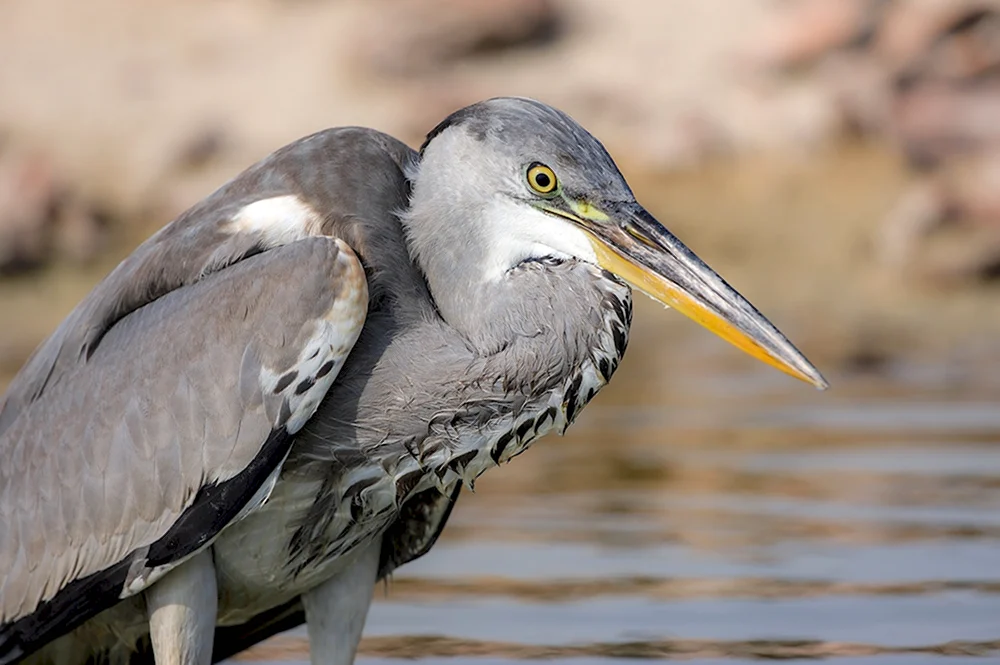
[230,350,1000,663]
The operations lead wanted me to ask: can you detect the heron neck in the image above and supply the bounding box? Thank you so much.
[410,242,521,353]
[403,140,594,351]
[401,195,545,352]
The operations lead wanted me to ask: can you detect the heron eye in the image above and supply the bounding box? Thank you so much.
[526,163,558,195]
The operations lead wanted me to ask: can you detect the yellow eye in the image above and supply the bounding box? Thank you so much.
[526,163,558,195]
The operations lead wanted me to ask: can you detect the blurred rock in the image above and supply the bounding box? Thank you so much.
[55,202,109,266]
[814,52,893,135]
[0,149,59,274]
[840,345,893,374]
[171,127,228,174]
[750,0,1000,284]
[876,177,948,270]
[876,4,1000,281]
[876,154,1000,282]
[890,82,1000,167]
[0,143,108,276]
[356,0,562,76]
[947,153,1000,223]
[746,0,879,70]
[879,2,1000,165]
[877,0,1000,82]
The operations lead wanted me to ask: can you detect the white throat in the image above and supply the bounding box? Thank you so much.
[477,197,598,280]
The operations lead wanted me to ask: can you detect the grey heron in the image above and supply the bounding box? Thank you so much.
[0,97,827,665]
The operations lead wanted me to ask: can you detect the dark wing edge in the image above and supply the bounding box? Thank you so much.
[0,236,368,665]
[0,125,415,665]
[0,429,291,665]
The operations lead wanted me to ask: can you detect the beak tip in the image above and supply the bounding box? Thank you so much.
[801,367,829,391]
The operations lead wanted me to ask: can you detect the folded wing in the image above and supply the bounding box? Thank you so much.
[0,205,367,663]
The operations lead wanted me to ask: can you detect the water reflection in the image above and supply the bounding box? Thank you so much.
[231,355,1000,663]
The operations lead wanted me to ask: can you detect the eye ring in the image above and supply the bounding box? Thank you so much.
[526,163,558,195]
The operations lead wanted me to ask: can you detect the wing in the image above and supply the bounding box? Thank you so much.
[0,126,418,440]
[0,236,367,663]
[0,125,422,664]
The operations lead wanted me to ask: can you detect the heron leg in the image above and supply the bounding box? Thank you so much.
[145,549,218,665]
[302,536,381,665]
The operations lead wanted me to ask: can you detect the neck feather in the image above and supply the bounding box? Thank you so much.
[402,142,596,350]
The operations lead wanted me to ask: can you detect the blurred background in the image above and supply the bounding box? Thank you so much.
[1,0,999,662]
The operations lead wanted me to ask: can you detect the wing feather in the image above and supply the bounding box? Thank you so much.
[0,233,367,663]
[0,124,420,664]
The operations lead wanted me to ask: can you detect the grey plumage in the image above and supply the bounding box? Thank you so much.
[0,97,825,665]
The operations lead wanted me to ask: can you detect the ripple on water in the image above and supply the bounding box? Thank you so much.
[362,594,1000,646]
[227,360,999,663]
[391,540,1000,584]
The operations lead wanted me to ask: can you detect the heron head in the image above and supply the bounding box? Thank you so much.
[410,97,827,389]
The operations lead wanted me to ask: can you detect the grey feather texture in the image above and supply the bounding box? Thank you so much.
[0,236,366,622]
[2,98,656,663]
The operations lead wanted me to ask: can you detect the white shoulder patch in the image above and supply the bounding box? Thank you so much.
[228,195,324,248]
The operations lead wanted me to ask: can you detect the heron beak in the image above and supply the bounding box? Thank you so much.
[551,199,828,389]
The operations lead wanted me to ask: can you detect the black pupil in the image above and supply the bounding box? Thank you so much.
[534,171,551,189]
